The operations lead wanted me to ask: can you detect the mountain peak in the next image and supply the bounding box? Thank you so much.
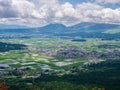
[45,23,66,28]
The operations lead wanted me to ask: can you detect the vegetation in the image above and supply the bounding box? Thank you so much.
[1,60,119,90]
[0,22,120,90]
[0,42,26,52]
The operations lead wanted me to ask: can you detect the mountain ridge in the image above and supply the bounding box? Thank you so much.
[0,22,120,39]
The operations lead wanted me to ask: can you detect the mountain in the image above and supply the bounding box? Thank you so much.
[0,22,120,39]
[36,22,120,39]
[37,23,67,34]
[0,24,31,34]
[36,22,120,34]
[0,28,34,34]
[0,24,28,29]
[69,22,120,32]
[0,23,67,34]
[1,22,120,34]
[0,24,35,34]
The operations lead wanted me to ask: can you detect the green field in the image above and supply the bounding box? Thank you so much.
[0,37,120,90]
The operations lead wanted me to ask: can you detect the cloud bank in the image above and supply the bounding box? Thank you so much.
[0,0,120,26]
[95,0,120,4]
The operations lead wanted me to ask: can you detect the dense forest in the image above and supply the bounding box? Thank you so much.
[1,60,119,90]
[0,42,26,52]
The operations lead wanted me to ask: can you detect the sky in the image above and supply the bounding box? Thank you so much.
[0,0,120,27]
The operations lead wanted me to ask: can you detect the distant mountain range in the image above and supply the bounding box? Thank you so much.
[0,24,28,29]
[0,22,120,39]
[69,22,120,32]
[36,22,120,34]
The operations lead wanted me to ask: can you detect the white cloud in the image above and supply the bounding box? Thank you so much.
[76,3,120,24]
[29,0,58,5]
[95,0,120,4]
[0,0,120,26]
[0,0,49,26]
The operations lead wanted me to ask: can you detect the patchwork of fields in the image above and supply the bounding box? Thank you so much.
[0,37,120,78]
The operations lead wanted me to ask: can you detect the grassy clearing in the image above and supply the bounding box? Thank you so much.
[103,28,120,34]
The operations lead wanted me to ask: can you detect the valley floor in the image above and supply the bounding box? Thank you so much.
[0,37,120,90]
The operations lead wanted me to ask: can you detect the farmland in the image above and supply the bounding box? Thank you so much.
[0,23,120,90]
